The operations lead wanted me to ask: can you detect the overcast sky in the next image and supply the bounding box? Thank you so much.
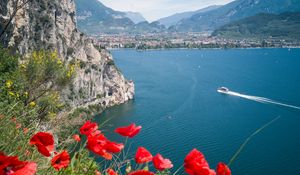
[99,0,234,22]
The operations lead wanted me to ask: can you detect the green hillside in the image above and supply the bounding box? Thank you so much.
[212,12,300,41]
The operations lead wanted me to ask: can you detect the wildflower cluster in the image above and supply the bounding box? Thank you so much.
[0,117,232,175]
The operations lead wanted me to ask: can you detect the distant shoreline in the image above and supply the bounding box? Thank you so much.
[107,46,300,51]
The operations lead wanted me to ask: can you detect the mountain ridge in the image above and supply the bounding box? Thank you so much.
[212,12,300,41]
[170,0,300,32]
[75,0,164,34]
[157,5,221,28]
[124,11,147,24]
[75,0,134,34]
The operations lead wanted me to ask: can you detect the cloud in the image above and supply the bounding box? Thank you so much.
[99,0,234,21]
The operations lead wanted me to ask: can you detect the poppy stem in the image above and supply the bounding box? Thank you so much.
[228,116,280,167]
[69,141,79,154]
[173,164,183,175]
[123,137,128,156]
[137,163,143,170]
[124,141,133,160]
[98,117,114,128]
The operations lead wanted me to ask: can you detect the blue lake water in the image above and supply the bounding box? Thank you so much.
[95,48,300,174]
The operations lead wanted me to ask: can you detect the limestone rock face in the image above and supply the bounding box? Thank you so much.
[0,0,134,109]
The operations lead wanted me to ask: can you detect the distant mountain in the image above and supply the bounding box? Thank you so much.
[125,12,147,24]
[157,5,221,28]
[75,0,134,34]
[75,0,163,34]
[212,12,300,41]
[170,0,300,32]
[133,21,166,33]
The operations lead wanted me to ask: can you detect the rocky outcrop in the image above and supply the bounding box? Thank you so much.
[0,0,134,109]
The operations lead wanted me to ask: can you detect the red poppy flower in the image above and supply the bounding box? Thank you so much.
[216,162,231,175]
[135,147,153,164]
[115,123,141,138]
[0,152,37,175]
[80,121,98,136]
[107,168,118,175]
[104,141,124,153]
[73,134,81,142]
[87,134,107,153]
[29,132,54,157]
[51,150,70,171]
[86,134,113,160]
[153,154,173,171]
[184,149,216,175]
[89,130,102,137]
[127,170,155,175]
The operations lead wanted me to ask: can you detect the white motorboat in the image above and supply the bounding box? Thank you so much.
[217,87,229,94]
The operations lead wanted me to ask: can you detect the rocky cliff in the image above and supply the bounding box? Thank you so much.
[0,0,134,109]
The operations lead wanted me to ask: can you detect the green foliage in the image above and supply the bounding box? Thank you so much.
[21,51,75,118]
[79,60,87,69]
[106,60,115,66]
[0,48,75,119]
[67,47,75,55]
[96,93,104,99]
[91,64,98,70]
[88,104,104,113]
[40,15,51,25]
[85,68,91,74]
[0,48,26,104]
[0,47,18,73]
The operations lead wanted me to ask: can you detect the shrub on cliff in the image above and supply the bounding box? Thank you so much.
[0,48,75,119]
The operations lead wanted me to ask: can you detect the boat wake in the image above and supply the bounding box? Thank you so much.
[225,91,300,110]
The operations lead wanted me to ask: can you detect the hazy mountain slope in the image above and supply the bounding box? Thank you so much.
[158,5,221,28]
[75,0,164,34]
[125,11,146,24]
[171,0,300,32]
[75,0,134,34]
[212,12,300,40]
